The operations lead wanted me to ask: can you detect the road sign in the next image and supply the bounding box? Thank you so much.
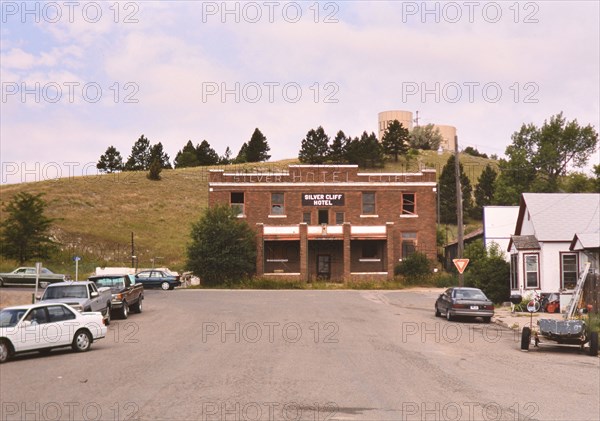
[73,256,81,262]
[453,258,470,274]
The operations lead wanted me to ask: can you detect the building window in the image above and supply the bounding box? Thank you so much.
[510,254,519,290]
[230,192,245,216]
[561,253,578,290]
[271,193,284,215]
[361,241,378,259]
[318,209,329,225]
[362,192,375,215]
[402,232,417,258]
[303,212,311,224]
[524,254,539,289]
[335,212,344,225]
[401,193,416,215]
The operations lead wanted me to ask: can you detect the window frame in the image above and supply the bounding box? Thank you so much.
[230,192,245,216]
[510,254,519,290]
[401,232,417,258]
[560,252,578,290]
[270,193,285,215]
[401,192,417,216]
[335,212,344,225]
[523,253,540,289]
[361,192,376,215]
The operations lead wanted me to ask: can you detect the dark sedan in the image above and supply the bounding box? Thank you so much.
[435,287,494,323]
[135,270,181,290]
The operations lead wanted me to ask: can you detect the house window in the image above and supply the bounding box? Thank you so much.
[361,241,378,259]
[303,212,311,224]
[271,193,284,215]
[318,209,329,225]
[561,253,578,290]
[402,193,416,215]
[524,254,539,289]
[510,254,519,290]
[402,232,417,258]
[362,192,375,215]
[335,212,344,225]
[230,192,245,216]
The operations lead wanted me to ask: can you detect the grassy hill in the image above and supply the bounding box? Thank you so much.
[0,152,496,277]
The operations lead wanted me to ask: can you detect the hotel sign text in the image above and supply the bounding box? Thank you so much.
[302,194,345,206]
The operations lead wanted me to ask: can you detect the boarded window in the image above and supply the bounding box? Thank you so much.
[402,232,417,258]
[402,193,416,215]
[362,192,375,215]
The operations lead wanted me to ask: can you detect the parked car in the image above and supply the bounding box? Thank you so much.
[89,274,143,319]
[39,281,113,325]
[135,270,181,290]
[0,267,66,288]
[0,302,107,363]
[435,287,494,323]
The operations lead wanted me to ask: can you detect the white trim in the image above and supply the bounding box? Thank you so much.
[359,258,382,262]
[268,215,287,218]
[400,214,418,218]
[351,272,388,275]
[288,165,358,168]
[210,182,437,187]
[224,172,290,177]
[236,215,247,219]
[263,272,301,276]
[266,259,289,263]
[360,214,379,218]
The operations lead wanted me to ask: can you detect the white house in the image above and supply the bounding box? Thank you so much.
[508,193,600,308]
[483,206,519,261]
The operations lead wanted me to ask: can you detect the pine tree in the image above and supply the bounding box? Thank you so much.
[298,126,330,164]
[471,164,498,219]
[125,135,151,170]
[174,141,200,168]
[381,120,409,162]
[245,128,271,162]
[195,140,220,166]
[328,130,348,164]
[220,147,232,165]
[147,157,162,180]
[439,155,473,224]
[96,146,124,173]
[346,132,384,168]
[0,192,57,264]
[149,142,172,169]
[235,142,248,163]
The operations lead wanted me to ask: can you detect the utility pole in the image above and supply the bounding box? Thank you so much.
[414,110,420,127]
[454,135,464,287]
[131,232,135,268]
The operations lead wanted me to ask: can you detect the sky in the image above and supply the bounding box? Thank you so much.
[1,0,599,184]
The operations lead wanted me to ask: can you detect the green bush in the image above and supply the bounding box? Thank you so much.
[464,240,510,304]
[394,252,432,279]
[186,205,256,286]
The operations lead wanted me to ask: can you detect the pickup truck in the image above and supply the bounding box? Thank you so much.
[0,267,66,288]
[39,281,112,325]
[88,274,143,319]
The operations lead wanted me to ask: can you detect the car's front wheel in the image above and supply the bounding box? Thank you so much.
[446,310,453,321]
[435,305,441,317]
[120,302,129,319]
[161,282,170,291]
[72,330,92,352]
[0,340,11,363]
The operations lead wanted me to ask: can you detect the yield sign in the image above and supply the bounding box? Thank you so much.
[453,258,470,274]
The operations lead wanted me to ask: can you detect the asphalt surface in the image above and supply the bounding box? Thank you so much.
[0,288,598,421]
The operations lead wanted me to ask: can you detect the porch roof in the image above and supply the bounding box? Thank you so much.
[262,225,388,240]
[510,235,541,250]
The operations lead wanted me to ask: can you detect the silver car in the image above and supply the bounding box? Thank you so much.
[435,287,494,323]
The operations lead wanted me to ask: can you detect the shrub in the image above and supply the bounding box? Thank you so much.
[186,205,256,286]
[394,252,432,279]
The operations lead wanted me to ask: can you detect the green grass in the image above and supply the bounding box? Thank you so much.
[0,152,495,278]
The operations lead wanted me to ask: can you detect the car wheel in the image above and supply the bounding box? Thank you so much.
[521,327,531,351]
[435,305,441,317]
[0,278,4,288]
[161,282,170,291]
[120,302,129,319]
[72,330,92,352]
[589,331,599,357]
[446,309,453,321]
[104,307,111,326]
[483,317,491,323]
[135,297,143,313]
[0,340,11,363]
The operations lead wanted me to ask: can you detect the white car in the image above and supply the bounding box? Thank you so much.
[0,303,107,363]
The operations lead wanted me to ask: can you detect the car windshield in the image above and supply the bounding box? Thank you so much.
[43,285,87,299]
[0,309,27,328]
[455,289,487,300]
[93,277,125,288]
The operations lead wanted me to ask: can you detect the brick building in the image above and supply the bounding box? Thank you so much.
[208,165,437,281]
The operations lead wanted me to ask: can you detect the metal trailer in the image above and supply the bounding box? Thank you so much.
[520,262,599,357]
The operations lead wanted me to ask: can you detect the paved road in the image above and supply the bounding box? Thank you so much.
[1,289,598,420]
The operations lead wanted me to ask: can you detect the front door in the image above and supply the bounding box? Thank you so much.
[317,255,331,280]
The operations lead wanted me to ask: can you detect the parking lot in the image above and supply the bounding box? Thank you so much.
[1,288,598,420]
